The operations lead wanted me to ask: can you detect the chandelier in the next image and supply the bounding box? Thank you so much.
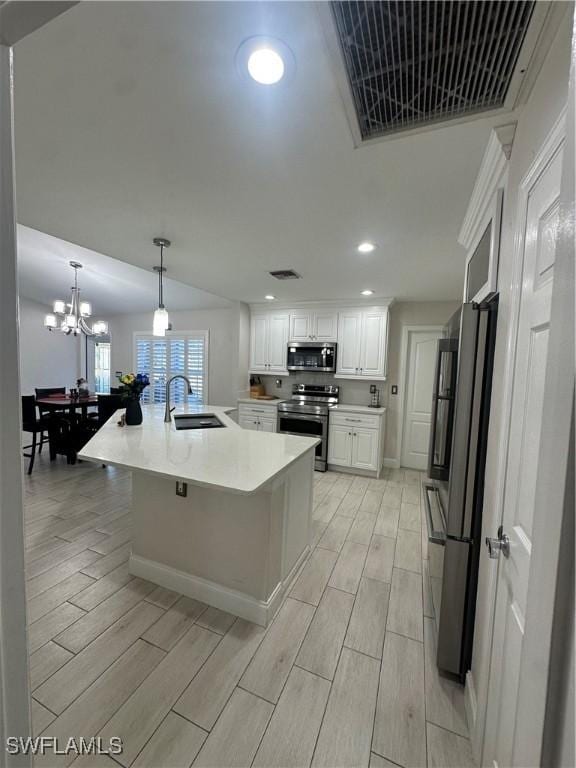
[43,261,108,337]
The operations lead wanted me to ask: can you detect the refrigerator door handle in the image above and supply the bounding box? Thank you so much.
[423,483,446,545]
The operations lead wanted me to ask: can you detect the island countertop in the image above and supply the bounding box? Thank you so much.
[78,404,319,495]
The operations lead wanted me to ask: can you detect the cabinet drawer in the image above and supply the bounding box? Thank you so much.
[238,403,278,418]
[330,411,381,430]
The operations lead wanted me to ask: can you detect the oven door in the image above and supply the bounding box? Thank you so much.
[277,411,327,462]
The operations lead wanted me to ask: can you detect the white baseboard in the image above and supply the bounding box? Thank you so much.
[383,457,401,469]
[130,547,308,627]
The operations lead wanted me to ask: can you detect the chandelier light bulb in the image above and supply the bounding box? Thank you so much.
[53,300,66,314]
[80,301,92,317]
[153,307,169,337]
[44,314,57,329]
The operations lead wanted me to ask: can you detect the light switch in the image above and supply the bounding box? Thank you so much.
[176,481,187,497]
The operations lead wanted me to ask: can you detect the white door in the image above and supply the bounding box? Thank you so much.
[360,311,387,378]
[351,428,379,471]
[250,316,268,372]
[290,312,312,342]
[314,311,338,341]
[267,314,289,372]
[336,311,362,375]
[401,328,442,469]
[484,132,563,768]
[327,424,352,466]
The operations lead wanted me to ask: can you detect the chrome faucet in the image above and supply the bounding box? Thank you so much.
[164,375,194,423]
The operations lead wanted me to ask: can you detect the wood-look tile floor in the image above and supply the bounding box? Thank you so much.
[24,455,475,768]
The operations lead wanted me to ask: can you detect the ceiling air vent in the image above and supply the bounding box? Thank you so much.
[331,0,536,140]
[269,269,302,280]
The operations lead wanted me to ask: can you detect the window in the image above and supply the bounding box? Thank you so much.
[134,332,208,405]
[94,342,111,393]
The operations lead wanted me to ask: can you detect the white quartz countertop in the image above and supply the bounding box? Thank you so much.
[237,398,285,406]
[330,404,387,414]
[78,404,318,495]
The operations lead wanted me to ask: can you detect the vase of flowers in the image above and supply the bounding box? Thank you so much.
[117,373,150,426]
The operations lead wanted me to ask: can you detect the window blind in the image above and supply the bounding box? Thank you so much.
[134,332,208,405]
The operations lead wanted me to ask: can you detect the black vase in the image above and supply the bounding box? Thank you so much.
[125,398,143,426]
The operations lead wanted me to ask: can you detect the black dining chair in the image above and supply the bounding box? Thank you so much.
[22,396,51,474]
[35,386,67,450]
[96,394,125,426]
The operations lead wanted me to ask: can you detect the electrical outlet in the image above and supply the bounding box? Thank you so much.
[391,385,398,395]
[370,384,376,394]
[176,481,187,497]
[275,378,282,388]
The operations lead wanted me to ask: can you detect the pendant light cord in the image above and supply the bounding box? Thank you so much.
[159,244,164,309]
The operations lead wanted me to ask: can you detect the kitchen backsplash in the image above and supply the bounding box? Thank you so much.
[256,373,388,408]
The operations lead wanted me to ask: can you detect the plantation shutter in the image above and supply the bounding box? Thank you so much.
[134,332,208,405]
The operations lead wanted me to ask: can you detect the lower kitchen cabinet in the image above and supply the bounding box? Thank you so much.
[238,402,278,433]
[328,409,385,474]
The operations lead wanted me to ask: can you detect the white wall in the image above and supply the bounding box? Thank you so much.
[107,304,248,407]
[18,296,81,395]
[468,15,572,761]
[259,300,458,464]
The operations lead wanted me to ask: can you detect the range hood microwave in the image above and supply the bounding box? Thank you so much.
[286,342,337,373]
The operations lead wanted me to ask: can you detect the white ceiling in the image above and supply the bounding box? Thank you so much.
[13,1,512,304]
[17,225,232,315]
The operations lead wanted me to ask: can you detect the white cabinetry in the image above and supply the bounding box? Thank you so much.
[336,308,388,380]
[250,313,289,374]
[238,402,278,433]
[289,311,337,342]
[328,409,385,474]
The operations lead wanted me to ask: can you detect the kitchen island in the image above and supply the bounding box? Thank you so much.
[79,404,319,625]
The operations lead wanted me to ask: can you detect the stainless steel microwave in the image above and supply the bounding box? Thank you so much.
[286,342,337,372]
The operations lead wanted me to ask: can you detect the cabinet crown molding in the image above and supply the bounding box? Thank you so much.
[249,298,395,313]
[458,123,516,249]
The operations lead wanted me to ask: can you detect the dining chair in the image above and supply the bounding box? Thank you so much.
[96,394,125,426]
[22,396,51,474]
[35,386,67,450]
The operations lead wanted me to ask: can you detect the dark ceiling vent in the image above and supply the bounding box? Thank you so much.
[269,269,302,280]
[331,0,535,140]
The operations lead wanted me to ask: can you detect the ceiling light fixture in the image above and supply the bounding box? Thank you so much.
[236,36,295,87]
[248,48,284,85]
[265,295,276,301]
[44,261,108,337]
[361,289,374,296]
[152,237,171,337]
[357,242,376,254]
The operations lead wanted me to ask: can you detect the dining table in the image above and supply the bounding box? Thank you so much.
[36,394,99,418]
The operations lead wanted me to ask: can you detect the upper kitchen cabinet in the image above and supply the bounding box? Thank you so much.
[289,310,338,342]
[249,312,289,374]
[336,307,389,380]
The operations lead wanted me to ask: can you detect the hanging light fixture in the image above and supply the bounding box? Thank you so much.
[152,237,170,337]
[44,261,108,337]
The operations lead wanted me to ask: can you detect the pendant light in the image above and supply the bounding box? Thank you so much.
[152,237,170,337]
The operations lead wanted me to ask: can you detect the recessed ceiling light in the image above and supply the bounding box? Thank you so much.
[236,37,295,87]
[361,289,374,296]
[248,48,285,85]
[357,242,376,254]
[265,295,276,300]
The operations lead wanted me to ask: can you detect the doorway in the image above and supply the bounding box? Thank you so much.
[399,326,443,470]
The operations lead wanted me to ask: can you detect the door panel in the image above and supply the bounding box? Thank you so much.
[328,424,352,466]
[314,312,338,341]
[267,314,289,371]
[290,313,312,342]
[239,416,258,431]
[360,312,386,377]
[401,330,442,470]
[250,316,268,372]
[487,141,562,768]
[351,428,378,471]
[336,312,362,375]
[258,418,276,433]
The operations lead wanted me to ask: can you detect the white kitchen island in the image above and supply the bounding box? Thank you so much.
[78,404,319,626]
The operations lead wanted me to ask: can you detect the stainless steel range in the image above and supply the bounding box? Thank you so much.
[277,384,339,472]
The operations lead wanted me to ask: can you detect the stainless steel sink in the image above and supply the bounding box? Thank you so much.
[173,413,225,430]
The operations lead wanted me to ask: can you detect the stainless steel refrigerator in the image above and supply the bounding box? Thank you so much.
[424,300,498,682]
